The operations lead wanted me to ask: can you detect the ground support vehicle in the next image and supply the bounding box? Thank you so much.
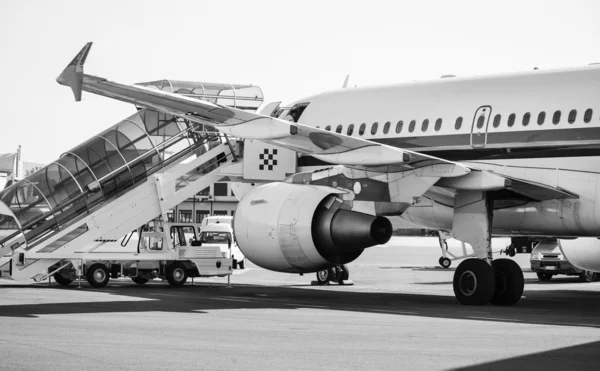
[530,240,598,282]
[47,221,232,288]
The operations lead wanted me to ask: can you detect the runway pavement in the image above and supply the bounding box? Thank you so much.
[1,237,600,370]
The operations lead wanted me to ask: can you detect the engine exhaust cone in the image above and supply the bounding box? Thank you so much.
[330,210,393,250]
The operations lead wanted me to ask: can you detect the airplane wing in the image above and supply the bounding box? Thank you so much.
[57,43,578,201]
[56,43,470,177]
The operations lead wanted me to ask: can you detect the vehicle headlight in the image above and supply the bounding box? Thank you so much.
[531,253,542,260]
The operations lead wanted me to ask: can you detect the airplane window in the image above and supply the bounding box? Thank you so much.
[553,110,561,124]
[421,119,429,132]
[371,122,378,135]
[507,114,515,127]
[537,112,546,125]
[492,114,501,128]
[325,125,331,131]
[359,123,366,136]
[455,117,463,130]
[476,115,485,129]
[584,109,593,123]
[347,124,354,136]
[336,125,343,134]
[396,121,403,133]
[383,121,391,134]
[568,109,577,124]
[409,120,416,133]
[434,118,442,131]
[522,113,531,126]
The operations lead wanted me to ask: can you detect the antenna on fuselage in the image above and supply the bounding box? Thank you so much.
[342,74,350,88]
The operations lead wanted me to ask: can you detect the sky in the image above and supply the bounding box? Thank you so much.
[0,0,599,163]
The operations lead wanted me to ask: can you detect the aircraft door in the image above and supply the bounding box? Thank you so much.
[470,105,492,148]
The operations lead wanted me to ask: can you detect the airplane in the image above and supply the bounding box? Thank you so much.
[56,42,600,306]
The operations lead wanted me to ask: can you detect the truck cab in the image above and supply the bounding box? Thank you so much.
[199,222,245,269]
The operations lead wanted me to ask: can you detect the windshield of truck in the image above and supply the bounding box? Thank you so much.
[200,231,231,244]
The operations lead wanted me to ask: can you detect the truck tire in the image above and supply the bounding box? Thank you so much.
[579,270,597,282]
[166,263,188,287]
[87,264,110,288]
[536,272,553,281]
[53,272,73,286]
[131,277,149,285]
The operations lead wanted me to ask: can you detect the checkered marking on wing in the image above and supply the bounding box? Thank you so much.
[259,148,278,171]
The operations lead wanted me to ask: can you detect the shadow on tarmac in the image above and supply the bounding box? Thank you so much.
[1,280,600,329]
[453,340,600,371]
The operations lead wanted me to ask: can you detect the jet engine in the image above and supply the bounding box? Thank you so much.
[559,238,600,272]
[233,182,392,273]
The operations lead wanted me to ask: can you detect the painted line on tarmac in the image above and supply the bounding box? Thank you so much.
[210,297,251,303]
[371,309,417,315]
[468,316,524,322]
[283,303,328,309]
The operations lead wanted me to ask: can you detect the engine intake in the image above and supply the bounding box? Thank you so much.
[233,182,392,273]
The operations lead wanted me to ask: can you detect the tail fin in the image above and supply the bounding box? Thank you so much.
[56,42,93,101]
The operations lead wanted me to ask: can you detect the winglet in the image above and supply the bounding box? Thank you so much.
[56,42,93,101]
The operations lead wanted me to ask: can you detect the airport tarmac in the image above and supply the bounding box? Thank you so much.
[1,237,600,370]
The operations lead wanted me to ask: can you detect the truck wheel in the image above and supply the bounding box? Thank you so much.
[579,270,597,282]
[131,277,149,285]
[53,272,73,286]
[87,264,110,288]
[536,272,553,281]
[166,263,188,287]
[238,260,245,270]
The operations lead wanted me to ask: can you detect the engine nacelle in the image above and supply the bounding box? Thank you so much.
[559,238,600,272]
[233,182,392,273]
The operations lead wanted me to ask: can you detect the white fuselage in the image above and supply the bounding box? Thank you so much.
[280,65,600,237]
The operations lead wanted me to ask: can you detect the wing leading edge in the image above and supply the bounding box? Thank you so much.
[55,43,579,200]
[56,43,470,177]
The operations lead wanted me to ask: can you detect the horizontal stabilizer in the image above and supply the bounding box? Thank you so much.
[56,42,93,101]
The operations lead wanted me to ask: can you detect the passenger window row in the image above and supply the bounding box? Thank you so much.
[322,108,595,136]
[492,108,594,128]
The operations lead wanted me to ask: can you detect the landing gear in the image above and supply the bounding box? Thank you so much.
[166,262,188,287]
[316,268,333,285]
[491,259,524,306]
[579,270,597,282]
[536,272,553,281]
[453,259,495,305]
[451,191,524,306]
[87,263,110,288]
[439,257,452,269]
[314,265,350,285]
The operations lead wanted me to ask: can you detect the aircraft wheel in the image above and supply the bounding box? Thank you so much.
[316,269,333,285]
[232,259,238,269]
[337,264,350,284]
[87,264,110,288]
[238,260,245,270]
[490,259,524,306]
[53,272,73,286]
[536,272,553,281]
[439,257,452,269]
[579,270,597,282]
[131,277,149,285]
[166,263,188,287]
[453,259,495,305]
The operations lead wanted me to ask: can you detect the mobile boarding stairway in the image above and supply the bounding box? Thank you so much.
[0,80,263,284]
